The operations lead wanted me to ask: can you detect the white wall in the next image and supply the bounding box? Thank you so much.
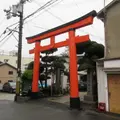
[97,64,106,103]
[104,72,109,111]
[104,59,120,68]
[96,62,109,111]
[61,74,68,89]
[47,73,68,89]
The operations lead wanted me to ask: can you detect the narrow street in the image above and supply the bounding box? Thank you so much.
[0,92,119,120]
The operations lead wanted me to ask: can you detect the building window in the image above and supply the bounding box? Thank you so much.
[8,80,13,82]
[4,59,9,63]
[8,71,13,75]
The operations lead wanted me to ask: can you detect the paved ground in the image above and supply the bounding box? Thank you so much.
[0,92,15,101]
[0,92,120,120]
[0,98,120,120]
[48,92,87,104]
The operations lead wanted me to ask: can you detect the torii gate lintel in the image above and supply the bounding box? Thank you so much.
[26,10,97,109]
[29,35,89,54]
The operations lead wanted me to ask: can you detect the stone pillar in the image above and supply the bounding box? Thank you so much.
[56,68,61,94]
[84,69,97,104]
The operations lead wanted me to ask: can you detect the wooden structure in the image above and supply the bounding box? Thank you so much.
[26,10,96,109]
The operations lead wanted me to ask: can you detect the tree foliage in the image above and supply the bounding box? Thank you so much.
[41,48,58,88]
[21,70,33,82]
[27,61,44,73]
[22,61,44,83]
[41,48,58,55]
[77,41,104,71]
[48,56,67,73]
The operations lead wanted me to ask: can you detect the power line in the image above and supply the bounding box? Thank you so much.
[33,25,47,30]
[73,0,97,8]
[0,30,7,39]
[73,0,94,9]
[0,31,12,43]
[72,0,104,41]
[30,21,47,30]
[8,21,19,28]
[0,0,61,41]
[0,0,104,48]
[0,22,19,42]
[43,9,65,23]
[24,0,61,21]
[24,0,63,24]
[12,33,18,42]
[0,32,13,47]
[7,0,60,28]
[0,25,19,40]
[0,0,61,49]
[33,0,103,41]
[0,24,19,48]
[77,28,104,41]
[73,0,84,8]
[33,0,65,23]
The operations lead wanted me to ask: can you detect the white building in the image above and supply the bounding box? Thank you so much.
[0,51,33,72]
[97,0,120,114]
[97,58,120,113]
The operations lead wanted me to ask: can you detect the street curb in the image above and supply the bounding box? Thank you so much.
[14,96,30,103]
[46,99,120,119]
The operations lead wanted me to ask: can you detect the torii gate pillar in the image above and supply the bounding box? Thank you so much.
[26,10,97,109]
[69,29,80,108]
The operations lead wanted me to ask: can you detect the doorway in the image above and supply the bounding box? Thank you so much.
[108,74,120,114]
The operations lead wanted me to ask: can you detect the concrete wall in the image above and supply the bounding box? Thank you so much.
[105,2,120,58]
[0,65,17,84]
[104,59,120,68]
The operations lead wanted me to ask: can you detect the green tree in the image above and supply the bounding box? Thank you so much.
[21,70,33,82]
[41,49,67,94]
[41,48,58,88]
[27,61,44,73]
[77,41,104,71]
[47,55,67,94]
[53,56,67,94]
[77,41,104,100]
[22,61,44,88]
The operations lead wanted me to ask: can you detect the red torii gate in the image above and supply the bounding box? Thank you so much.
[26,10,97,109]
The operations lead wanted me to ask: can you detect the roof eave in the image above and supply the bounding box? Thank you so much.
[97,11,105,20]
[97,0,120,21]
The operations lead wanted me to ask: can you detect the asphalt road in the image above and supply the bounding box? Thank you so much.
[0,98,119,120]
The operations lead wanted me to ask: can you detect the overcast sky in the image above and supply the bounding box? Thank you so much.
[0,0,113,57]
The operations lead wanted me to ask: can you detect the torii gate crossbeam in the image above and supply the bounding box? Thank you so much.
[26,10,97,109]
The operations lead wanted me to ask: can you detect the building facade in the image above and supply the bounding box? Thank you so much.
[0,63,17,84]
[97,0,120,114]
[0,54,33,72]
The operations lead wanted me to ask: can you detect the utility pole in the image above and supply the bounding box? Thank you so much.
[15,0,24,100]
[4,0,29,101]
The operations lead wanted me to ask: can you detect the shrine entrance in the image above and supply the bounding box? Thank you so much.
[26,10,96,109]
